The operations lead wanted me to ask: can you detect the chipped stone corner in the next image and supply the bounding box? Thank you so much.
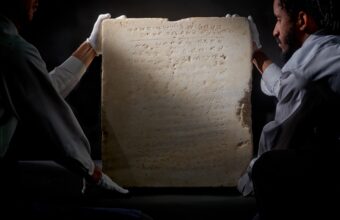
[236,87,252,129]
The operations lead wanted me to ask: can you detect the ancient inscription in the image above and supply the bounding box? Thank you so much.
[101,17,253,187]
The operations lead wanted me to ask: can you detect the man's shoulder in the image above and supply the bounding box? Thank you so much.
[0,33,48,80]
[284,34,340,69]
[0,33,42,67]
[1,33,38,55]
[311,34,340,48]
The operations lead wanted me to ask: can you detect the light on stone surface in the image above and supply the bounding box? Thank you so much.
[101,17,253,187]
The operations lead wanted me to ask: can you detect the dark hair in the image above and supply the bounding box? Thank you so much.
[279,0,340,34]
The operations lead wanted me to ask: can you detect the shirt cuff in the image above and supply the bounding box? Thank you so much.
[63,56,87,75]
[262,63,281,86]
[261,63,282,96]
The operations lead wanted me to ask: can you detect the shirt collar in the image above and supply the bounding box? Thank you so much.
[0,14,19,36]
[300,29,328,47]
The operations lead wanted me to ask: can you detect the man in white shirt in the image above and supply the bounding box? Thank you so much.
[0,0,129,200]
[237,0,340,219]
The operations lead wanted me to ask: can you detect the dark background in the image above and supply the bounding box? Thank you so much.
[13,0,280,160]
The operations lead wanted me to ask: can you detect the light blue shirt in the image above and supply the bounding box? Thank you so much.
[238,32,340,196]
[260,33,340,154]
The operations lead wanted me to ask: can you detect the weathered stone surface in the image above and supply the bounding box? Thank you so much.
[101,17,253,187]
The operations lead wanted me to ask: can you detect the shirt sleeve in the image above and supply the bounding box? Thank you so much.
[49,56,87,98]
[257,70,309,155]
[261,63,282,97]
[4,41,94,176]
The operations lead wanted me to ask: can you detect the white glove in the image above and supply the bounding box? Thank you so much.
[87,14,127,55]
[248,16,262,50]
[87,13,111,55]
[97,173,129,194]
[225,14,262,50]
[115,15,127,20]
[225,14,239,18]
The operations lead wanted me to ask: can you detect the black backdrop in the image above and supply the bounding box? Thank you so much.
[12,0,280,160]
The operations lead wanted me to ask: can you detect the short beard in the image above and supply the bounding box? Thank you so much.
[280,27,300,63]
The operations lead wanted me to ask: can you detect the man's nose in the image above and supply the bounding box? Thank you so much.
[272,24,279,38]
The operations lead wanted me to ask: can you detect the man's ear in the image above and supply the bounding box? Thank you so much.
[297,11,318,33]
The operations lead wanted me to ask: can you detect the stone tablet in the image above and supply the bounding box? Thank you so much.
[101,17,253,187]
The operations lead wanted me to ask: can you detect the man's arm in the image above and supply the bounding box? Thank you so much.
[252,50,272,74]
[72,41,97,67]
[48,42,96,98]
[5,42,95,176]
[247,16,282,97]
[49,14,111,98]
[5,39,128,194]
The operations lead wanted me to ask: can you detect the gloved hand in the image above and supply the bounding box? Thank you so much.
[87,14,127,55]
[87,13,111,55]
[225,14,262,50]
[97,173,129,194]
[82,165,129,195]
[115,15,127,20]
[248,16,262,50]
[225,14,239,18]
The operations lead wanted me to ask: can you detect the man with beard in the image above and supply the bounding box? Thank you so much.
[236,0,340,219]
[0,0,130,212]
